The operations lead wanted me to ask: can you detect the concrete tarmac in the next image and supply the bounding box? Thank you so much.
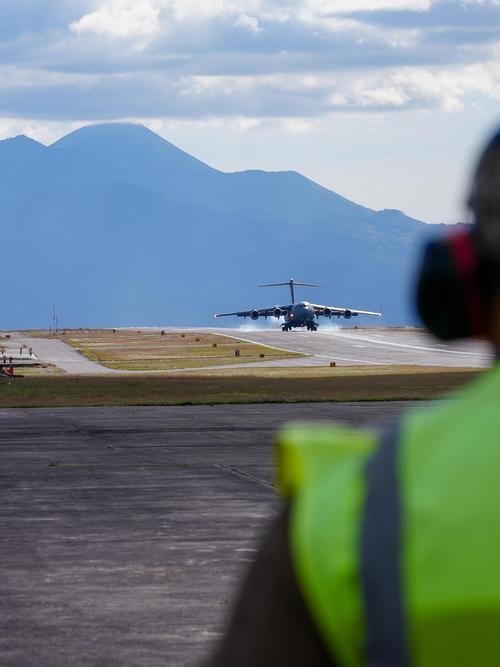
[1,401,416,666]
[9,328,493,375]
[216,326,493,368]
[15,333,121,374]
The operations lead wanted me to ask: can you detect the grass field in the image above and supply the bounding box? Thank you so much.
[43,329,302,370]
[0,366,482,408]
[17,364,63,377]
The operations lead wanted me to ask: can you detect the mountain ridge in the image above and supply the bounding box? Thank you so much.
[0,122,437,328]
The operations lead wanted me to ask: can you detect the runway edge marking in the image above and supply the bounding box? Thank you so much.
[210,330,314,357]
[334,331,494,358]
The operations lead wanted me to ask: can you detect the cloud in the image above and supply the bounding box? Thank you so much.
[234,14,263,32]
[308,0,432,12]
[1,62,498,124]
[0,0,499,125]
[70,0,161,38]
[344,64,500,111]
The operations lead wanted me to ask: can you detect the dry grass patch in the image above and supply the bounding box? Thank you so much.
[16,364,64,377]
[45,328,302,370]
[0,366,482,408]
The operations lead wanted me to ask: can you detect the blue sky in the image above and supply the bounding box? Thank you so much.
[1,0,500,223]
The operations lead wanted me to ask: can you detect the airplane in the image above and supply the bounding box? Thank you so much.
[215,279,381,332]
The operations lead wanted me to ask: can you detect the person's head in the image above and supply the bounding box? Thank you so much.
[416,128,500,350]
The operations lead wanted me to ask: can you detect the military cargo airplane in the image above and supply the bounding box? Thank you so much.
[215,279,381,331]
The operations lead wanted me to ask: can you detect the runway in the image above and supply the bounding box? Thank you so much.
[1,401,414,666]
[8,328,493,375]
[215,327,493,368]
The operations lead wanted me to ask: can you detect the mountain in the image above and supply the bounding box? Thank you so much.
[0,123,438,328]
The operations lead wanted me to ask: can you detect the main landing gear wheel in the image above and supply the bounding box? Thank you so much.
[281,324,291,332]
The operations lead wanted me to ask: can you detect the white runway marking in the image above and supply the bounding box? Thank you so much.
[213,327,492,368]
[313,354,386,365]
[12,327,492,374]
[330,332,493,358]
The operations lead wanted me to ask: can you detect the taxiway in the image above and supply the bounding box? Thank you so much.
[1,401,414,666]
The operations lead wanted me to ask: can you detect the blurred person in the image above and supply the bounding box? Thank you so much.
[205,127,500,666]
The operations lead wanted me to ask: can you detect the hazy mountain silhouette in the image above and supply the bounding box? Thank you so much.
[1,123,439,328]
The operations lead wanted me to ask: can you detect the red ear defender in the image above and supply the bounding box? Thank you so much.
[447,229,488,338]
[416,227,488,341]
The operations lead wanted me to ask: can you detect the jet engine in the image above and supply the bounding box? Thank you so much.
[250,310,260,320]
[343,309,352,320]
[273,308,283,318]
[323,308,331,318]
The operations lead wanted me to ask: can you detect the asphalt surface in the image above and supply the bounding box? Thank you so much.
[1,401,415,666]
[9,328,493,375]
[216,326,493,368]
[14,333,121,374]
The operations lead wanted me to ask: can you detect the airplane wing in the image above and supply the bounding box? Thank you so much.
[347,308,382,317]
[311,304,382,318]
[215,305,291,318]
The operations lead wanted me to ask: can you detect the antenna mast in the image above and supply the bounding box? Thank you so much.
[52,306,58,334]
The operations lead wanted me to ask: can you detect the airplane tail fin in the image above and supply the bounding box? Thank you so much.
[259,282,322,287]
[259,279,321,304]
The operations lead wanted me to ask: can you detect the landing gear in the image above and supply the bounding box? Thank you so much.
[306,323,318,332]
[281,323,291,332]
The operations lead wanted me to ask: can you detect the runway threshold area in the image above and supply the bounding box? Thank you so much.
[1,402,411,666]
[218,327,492,368]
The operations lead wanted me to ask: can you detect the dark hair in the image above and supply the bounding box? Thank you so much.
[469,130,500,256]
[468,129,500,300]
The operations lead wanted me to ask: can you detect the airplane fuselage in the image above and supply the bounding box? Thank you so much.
[282,301,317,331]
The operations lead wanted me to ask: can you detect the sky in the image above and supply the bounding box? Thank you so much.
[1,0,500,223]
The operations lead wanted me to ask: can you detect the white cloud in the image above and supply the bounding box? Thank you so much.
[70,0,161,38]
[305,0,433,12]
[70,0,260,36]
[336,64,500,111]
[463,1,500,5]
[69,0,434,41]
[175,62,500,116]
[234,14,262,32]
[0,0,498,125]
[165,0,227,21]
[0,117,83,144]
[357,84,408,107]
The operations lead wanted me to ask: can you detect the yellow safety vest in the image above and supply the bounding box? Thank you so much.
[277,363,500,666]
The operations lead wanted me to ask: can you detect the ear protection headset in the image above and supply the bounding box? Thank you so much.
[416,128,500,341]
[416,226,489,341]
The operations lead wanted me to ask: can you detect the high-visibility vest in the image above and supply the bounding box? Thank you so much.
[277,364,500,667]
